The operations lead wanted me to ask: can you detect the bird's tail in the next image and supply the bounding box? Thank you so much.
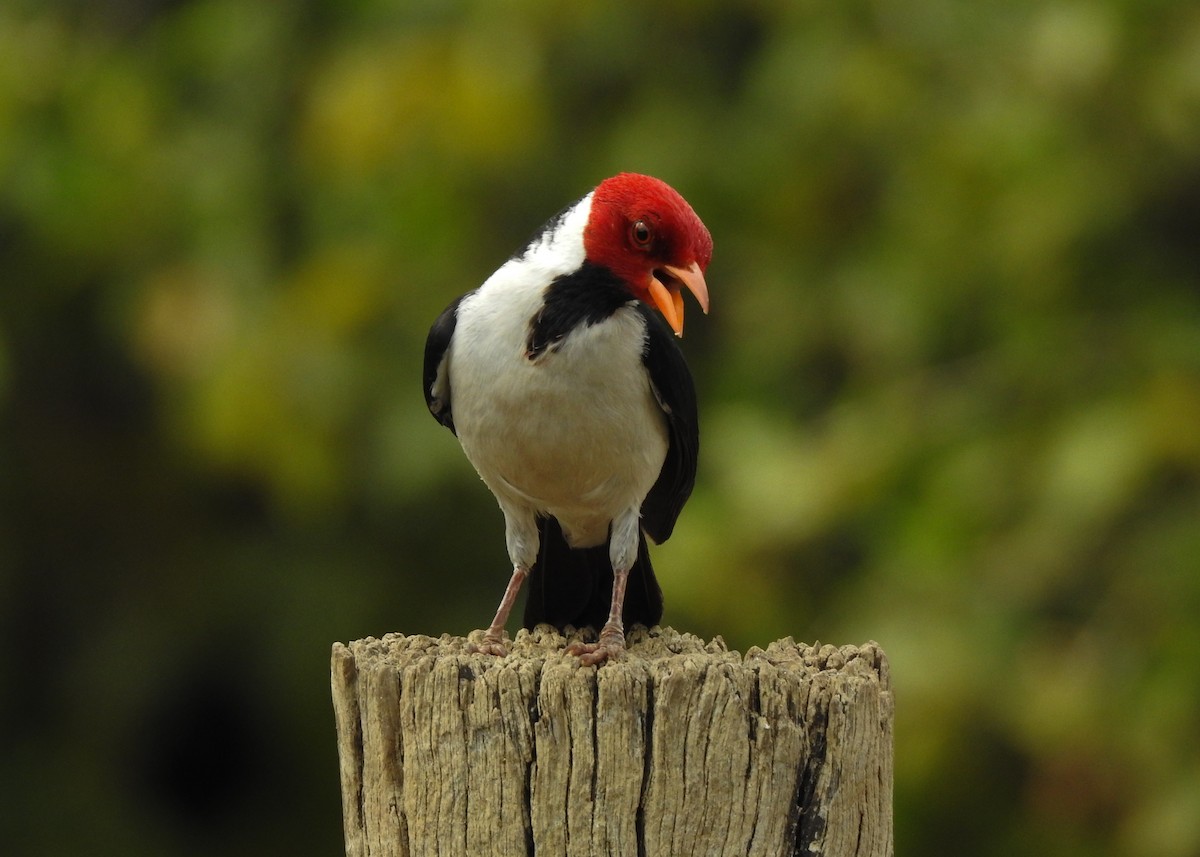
[522,516,664,633]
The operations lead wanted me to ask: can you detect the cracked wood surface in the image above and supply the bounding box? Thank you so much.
[331,626,893,857]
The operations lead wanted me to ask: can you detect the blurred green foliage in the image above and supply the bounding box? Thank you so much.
[2,0,1199,854]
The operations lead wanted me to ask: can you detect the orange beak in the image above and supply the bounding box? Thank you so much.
[646,261,710,337]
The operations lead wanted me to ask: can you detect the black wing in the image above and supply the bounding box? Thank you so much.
[635,304,700,544]
[423,294,465,434]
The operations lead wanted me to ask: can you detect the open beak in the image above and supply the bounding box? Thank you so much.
[646,261,710,337]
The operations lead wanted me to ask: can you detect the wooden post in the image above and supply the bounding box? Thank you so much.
[331,626,893,857]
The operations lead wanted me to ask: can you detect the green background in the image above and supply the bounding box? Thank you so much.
[3,1,1199,854]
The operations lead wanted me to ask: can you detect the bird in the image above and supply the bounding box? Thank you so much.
[422,172,711,665]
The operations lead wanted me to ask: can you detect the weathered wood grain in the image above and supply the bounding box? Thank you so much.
[331,626,893,857]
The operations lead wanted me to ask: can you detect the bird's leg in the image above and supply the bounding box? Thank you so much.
[468,564,528,656]
[567,564,630,666]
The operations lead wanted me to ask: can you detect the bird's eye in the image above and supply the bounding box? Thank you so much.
[630,220,653,248]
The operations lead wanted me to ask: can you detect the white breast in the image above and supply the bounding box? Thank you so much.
[449,268,667,549]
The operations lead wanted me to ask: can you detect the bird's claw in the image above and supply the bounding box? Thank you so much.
[566,627,626,666]
[467,631,510,657]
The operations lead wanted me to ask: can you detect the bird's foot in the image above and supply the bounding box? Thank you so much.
[566,624,626,666]
[467,629,509,656]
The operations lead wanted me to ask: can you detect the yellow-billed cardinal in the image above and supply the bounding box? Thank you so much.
[423,173,711,664]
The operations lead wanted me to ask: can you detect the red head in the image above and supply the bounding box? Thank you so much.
[583,173,712,336]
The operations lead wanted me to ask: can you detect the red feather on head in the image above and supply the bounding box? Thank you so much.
[583,173,712,336]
